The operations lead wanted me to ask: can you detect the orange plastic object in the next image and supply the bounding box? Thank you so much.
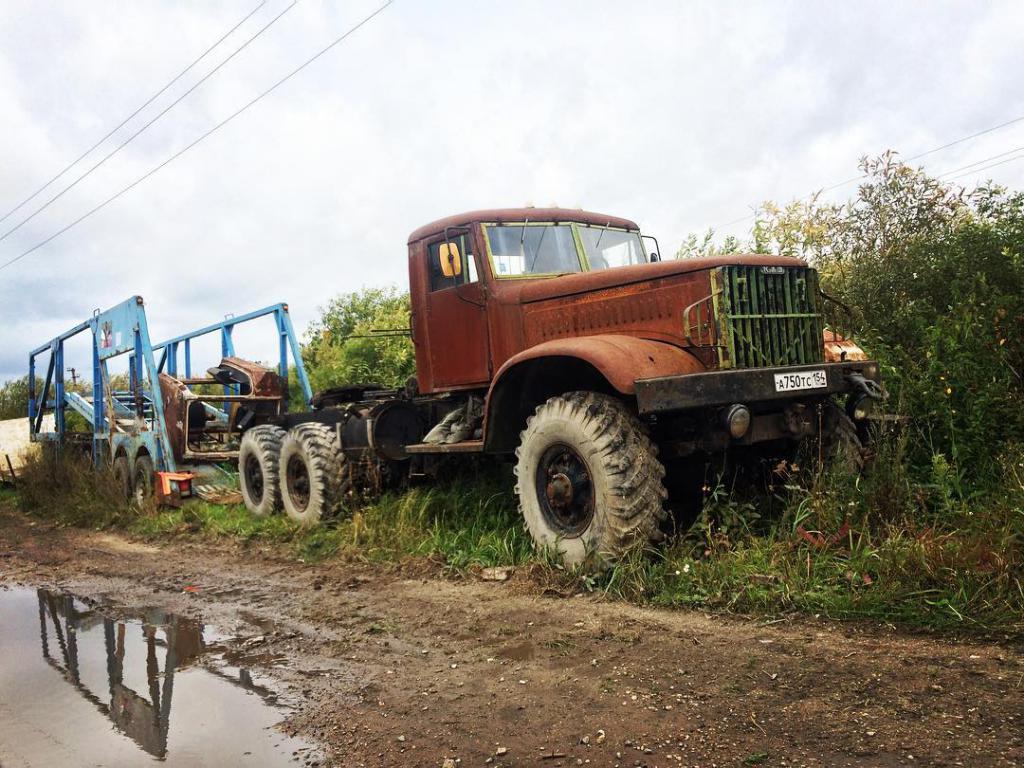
[823,329,868,363]
[155,471,194,507]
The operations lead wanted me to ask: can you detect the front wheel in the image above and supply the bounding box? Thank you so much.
[515,391,668,568]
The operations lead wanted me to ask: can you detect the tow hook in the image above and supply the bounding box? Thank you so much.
[846,372,886,421]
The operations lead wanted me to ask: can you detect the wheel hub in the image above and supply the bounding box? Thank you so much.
[535,443,595,537]
[546,472,574,507]
[244,455,264,503]
[285,455,311,513]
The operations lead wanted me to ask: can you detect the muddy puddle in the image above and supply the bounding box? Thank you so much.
[0,586,315,767]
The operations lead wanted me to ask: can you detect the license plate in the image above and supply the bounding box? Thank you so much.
[774,369,827,392]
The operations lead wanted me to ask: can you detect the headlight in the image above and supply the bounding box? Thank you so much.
[724,404,751,438]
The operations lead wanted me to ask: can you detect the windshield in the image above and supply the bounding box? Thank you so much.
[486,224,581,277]
[484,222,649,278]
[578,226,647,270]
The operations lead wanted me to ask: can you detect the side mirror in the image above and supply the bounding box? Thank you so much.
[642,234,662,264]
[438,242,462,278]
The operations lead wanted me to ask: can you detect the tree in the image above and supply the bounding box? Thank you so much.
[302,286,416,393]
[680,153,1024,482]
[0,376,32,420]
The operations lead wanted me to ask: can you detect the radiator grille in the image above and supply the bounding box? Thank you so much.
[713,265,825,368]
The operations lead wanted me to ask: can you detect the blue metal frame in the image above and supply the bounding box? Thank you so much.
[28,297,312,473]
[152,301,311,410]
[29,296,174,470]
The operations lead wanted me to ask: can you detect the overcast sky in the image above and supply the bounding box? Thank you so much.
[2,0,1023,383]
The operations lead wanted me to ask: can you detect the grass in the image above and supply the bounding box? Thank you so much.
[7,443,1024,638]
[128,474,535,568]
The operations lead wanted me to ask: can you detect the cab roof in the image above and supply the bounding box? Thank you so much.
[408,208,640,244]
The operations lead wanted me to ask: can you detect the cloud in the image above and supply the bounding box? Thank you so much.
[1,0,1023,382]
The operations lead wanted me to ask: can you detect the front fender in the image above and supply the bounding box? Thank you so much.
[491,335,705,396]
[482,335,705,452]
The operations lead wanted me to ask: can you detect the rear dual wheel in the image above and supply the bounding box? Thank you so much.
[278,423,350,526]
[239,423,350,525]
[239,425,286,517]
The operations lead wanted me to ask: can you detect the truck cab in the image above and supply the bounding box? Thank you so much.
[407,208,655,392]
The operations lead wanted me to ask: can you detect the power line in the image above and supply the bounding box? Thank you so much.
[936,145,1024,178]
[0,0,298,244]
[905,114,1024,162]
[0,0,394,275]
[945,153,1024,183]
[0,0,266,227]
[714,113,1024,230]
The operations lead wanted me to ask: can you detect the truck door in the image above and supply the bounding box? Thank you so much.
[423,231,490,388]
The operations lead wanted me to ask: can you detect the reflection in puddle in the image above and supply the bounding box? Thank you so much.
[0,587,313,767]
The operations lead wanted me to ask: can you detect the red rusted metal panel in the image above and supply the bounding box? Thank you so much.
[408,207,639,244]
[490,334,705,396]
[158,373,189,464]
[220,356,286,397]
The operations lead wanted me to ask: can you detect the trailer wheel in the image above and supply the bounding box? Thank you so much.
[515,391,668,569]
[132,455,154,507]
[112,455,131,502]
[239,425,286,517]
[279,423,349,526]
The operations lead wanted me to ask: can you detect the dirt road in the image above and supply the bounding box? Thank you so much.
[1,507,1021,768]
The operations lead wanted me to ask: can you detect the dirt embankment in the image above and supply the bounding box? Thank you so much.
[1,508,1022,768]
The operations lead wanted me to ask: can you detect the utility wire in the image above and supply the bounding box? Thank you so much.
[0,0,266,227]
[0,0,298,244]
[714,113,1024,230]
[936,145,1024,178]
[0,0,393,274]
[945,153,1024,183]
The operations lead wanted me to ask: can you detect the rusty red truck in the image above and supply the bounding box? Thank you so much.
[239,208,882,566]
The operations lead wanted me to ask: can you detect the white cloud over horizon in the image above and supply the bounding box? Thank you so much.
[1,0,1023,382]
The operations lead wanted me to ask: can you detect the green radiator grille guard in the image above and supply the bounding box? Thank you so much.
[711,265,825,369]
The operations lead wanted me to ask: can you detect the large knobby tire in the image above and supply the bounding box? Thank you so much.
[826,406,869,474]
[278,423,349,526]
[239,425,286,517]
[515,391,668,568]
[112,455,132,502]
[132,455,154,507]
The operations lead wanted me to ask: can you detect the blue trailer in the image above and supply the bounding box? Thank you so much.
[28,295,311,503]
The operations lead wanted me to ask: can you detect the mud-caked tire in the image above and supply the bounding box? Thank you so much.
[239,425,286,517]
[515,391,668,568]
[825,405,870,474]
[278,423,350,526]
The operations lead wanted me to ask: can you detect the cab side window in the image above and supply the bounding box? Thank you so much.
[428,233,478,292]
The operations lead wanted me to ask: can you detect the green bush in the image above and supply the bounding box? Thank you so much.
[302,286,415,392]
[703,153,1024,493]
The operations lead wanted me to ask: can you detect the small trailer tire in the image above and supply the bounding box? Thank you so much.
[515,391,668,569]
[278,423,349,526]
[113,455,132,502]
[132,455,154,506]
[239,425,287,517]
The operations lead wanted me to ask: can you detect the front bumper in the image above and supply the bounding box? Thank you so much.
[634,361,880,415]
